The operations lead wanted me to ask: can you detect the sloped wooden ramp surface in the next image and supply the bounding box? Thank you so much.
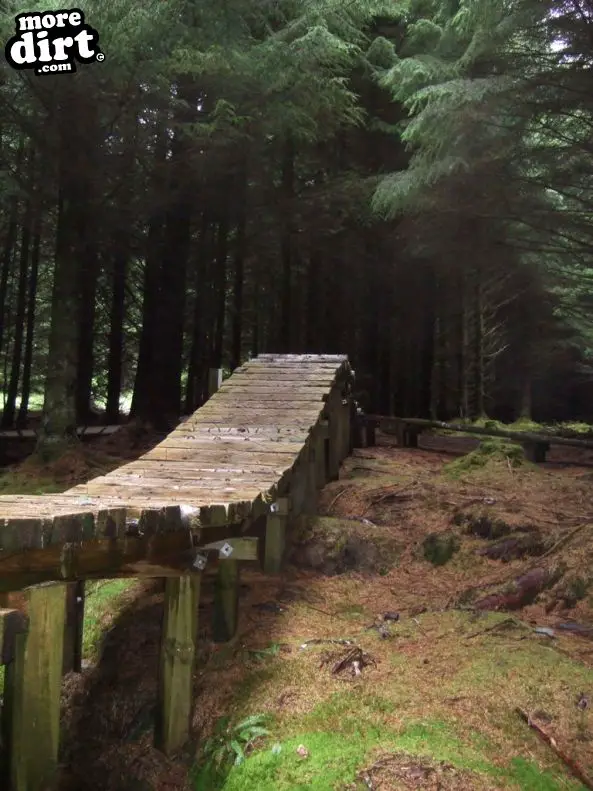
[0,354,353,590]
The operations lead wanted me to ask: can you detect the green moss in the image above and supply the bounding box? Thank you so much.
[444,438,527,477]
[422,532,460,565]
[191,716,583,791]
[0,469,65,495]
[83,579,136,659]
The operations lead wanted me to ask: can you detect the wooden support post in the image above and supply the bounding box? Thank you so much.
[339,393,351,462]
[212,560,239,643]
[366,419,377,447]
[63,581,85,674]
[0,609,27,789]
[6,584,66,791]
[315,422,329,489]
[264,498,289,574]
[328,388,349,480]
[207,368,222,397]
[304,443,319,514]
[155,574,200,756]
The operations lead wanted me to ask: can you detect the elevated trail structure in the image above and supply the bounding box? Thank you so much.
[0,354,354,791]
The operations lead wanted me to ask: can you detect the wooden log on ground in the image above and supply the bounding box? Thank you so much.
[212,560,239,643]
[5,584,66,791]
[155,575,200,756]
[368,415,593,452]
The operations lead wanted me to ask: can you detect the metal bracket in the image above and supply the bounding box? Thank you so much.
[192,553,208,570]
[219,542,233,559]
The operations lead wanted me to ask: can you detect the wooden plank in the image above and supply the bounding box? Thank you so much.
[214,388,329,398]
[6,583,66,791]
[155,575,200,755]
[205,400,325,410]
[143,440,305,454]
[171,417,319,428]
[253,354,347,361]
[217,378,333,388]
[75,482,274,501]
[0,530,261,594]
[202,538,258,561]
[212,560,239,643]
[117,462,292,477]
[86,473,281,488]
[187,411,322,421]
[170,426,310,438]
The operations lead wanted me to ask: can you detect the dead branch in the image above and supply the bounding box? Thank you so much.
[327,486,350,514]
[515,707,593,790]
[538,523,589,561]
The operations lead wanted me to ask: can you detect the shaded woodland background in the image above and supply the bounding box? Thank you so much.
[0,0,592,447]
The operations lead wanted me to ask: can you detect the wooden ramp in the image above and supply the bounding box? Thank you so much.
[0,354,353,590]
[0,354,354,787]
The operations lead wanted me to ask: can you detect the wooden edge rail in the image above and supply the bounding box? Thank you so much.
[0,355,355,789]
[358,415,593,462]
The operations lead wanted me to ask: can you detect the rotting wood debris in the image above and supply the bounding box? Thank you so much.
[319,645,377,677]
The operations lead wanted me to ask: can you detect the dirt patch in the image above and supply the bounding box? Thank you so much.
[290,515,401,575]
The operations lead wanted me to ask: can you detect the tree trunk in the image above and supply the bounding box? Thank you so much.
[230,169,248,372]
[186,215,213,412]
[131,213,164,421]
[305,250,321,353]
[75,243,99,423]
[16,215,41,429]
[38,95,97,450]
[0,137,24,360]
[2,163,32,428]
[279,135,295,353]
[105,243,127,423]
[211,217,229,368]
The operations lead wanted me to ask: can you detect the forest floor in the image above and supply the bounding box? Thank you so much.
[2,429,593,790]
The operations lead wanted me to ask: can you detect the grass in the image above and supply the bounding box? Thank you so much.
[443,438,527,477]
[82,580,138,660]
[0,467,66,494]
[189,604,592,790]
[192,710,586,790]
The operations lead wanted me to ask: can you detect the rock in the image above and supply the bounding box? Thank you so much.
[474,567,559,611]
[452,508,513,540]
[477,532,546,562]
[290,516,401,575]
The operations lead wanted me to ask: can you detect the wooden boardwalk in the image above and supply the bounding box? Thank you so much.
[0,354,354,790]
[0,354,353,589]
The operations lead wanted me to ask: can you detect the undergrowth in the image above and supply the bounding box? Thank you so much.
[191,713,585,791]
[444,438,527,477]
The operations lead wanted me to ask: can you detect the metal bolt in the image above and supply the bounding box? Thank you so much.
[219,542,233,559]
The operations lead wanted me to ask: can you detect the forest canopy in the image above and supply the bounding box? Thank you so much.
[0,0,592,442]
